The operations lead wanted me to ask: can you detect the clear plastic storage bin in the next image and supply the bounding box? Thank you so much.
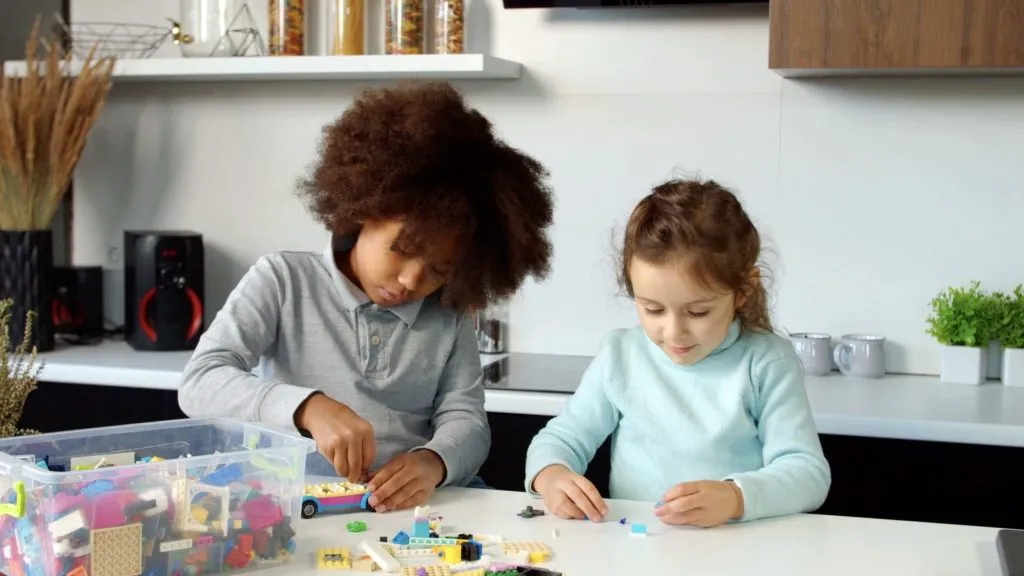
[0,418,315,576]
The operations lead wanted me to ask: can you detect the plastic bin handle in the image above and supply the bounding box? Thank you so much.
[0,481,25,519]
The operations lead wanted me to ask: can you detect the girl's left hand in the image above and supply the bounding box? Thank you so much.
[654,480,744,528]
[365,450,446,512]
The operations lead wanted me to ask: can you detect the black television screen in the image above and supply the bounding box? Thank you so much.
[503,0,766,8]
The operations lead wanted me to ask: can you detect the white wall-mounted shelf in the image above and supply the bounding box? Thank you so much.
[2,54,522,83]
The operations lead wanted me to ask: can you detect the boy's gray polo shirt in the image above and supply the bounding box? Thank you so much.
[178,236,490,486]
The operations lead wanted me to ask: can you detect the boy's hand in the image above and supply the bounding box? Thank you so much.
[654,480,744,528]
[366,450,445,512]
[532,464,607,522]
[295,393,376,482]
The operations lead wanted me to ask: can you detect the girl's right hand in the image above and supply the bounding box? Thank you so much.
[295,393,376,482]
[532,464,608,522]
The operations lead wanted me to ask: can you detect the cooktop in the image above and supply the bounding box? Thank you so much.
[482,353,594,394]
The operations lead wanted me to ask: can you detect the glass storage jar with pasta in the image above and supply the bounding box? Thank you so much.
[433,0,464,54]
[385,0,425,54]
[269,0,305,55]
[329,0,366,55]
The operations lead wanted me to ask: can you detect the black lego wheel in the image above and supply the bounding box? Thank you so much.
[301,501,318,519]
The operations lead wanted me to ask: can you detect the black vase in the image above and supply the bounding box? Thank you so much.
[0,230,54,352]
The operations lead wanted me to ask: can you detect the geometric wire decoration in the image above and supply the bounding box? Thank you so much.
[48,13,173,59]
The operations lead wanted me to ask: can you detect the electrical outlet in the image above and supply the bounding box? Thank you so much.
[107,246,121,265]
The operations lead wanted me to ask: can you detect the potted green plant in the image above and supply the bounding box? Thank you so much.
[0,298,42,437]
[994,285,1024,387]
[926,281,994,385]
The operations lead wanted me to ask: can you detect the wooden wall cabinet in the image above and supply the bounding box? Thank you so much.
[769,0,1024,76]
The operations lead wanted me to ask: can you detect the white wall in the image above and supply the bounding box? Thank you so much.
[67,0,1024,375]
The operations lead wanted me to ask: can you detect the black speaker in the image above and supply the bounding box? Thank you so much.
[51,265,104,340]
[124,231,205,351]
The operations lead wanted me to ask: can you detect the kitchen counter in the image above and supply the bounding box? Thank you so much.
[26,340,507,390]
[481,352,1024,448]
[24,341,1024,448]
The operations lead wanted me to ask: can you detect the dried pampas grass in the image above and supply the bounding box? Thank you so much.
[0,16,115,230]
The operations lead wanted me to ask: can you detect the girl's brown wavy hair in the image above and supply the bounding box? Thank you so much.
[619,178,773,334]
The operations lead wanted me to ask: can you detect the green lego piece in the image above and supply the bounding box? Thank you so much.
[346,520,368,533]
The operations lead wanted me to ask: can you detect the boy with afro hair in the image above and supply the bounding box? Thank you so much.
[179,82,555,512]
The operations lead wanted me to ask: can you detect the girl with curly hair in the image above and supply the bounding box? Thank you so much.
[179,82,555,512]
[525,178,830,528]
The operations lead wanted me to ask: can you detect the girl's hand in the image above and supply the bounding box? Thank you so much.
[295,392,376,482]
[655,480,744,528]
[366,451,445,512]
[532,464,608,522]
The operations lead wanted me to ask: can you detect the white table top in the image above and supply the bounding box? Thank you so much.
[24,340,1024,448]
[260,485,1003,576]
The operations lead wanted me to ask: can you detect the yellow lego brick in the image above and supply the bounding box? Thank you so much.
[317,547,352,570]
[529,550,551,563]
[501,541,551,554]
[399,566,451,576]
[438,544,462,564]
[305,481,368,498]
[190,505,209,524]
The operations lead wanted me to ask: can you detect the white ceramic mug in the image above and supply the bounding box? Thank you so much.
[833,334,886,378]
[791,333,833,376]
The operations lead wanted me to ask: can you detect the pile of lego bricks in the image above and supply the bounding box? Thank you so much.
[0,457,298,576]
[315,504,563,576]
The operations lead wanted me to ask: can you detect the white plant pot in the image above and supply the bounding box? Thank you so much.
[940,345,987,385]
[1002,348,1024,387]
[987,340,1003,379]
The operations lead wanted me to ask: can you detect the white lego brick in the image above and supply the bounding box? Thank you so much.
[360,539,401,572]
[391,547,436,557]
[49,509,86,539]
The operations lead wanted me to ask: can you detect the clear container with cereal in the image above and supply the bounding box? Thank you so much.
[0,418,315,576]
[269,0,306,55]
[385,0,426,54]
[328,0,366,55]
[433,0,464,54]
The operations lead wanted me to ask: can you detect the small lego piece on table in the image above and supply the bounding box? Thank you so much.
[630,522,647,536]
[502,541,552,563]
[412,505,432,538]
[360,539,401,572]
[517,505,545,519]
[352,555,376,571]
[400,566,451,576]
[346,520,367,533]
[317,547,352,570]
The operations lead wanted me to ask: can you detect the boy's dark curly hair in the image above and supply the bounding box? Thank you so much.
[298,82,555,311]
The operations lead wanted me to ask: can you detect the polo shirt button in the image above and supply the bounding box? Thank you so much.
[370,334,381,346]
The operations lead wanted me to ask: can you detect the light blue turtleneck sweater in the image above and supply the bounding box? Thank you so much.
[524,319,831,522]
